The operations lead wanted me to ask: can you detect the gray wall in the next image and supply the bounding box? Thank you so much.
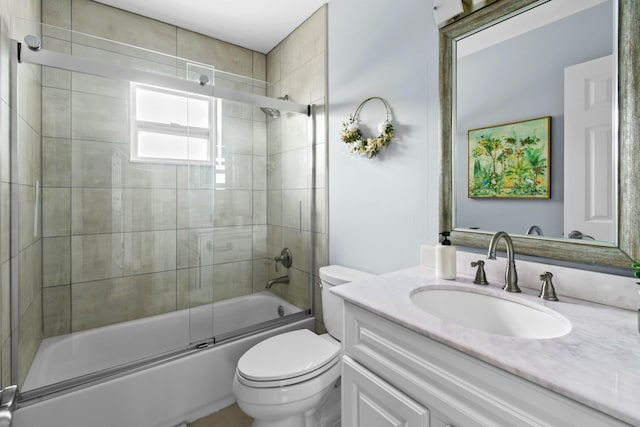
[455,2,613,237]
[328,0,440,274]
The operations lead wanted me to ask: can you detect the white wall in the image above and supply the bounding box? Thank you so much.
[328,0,440,274]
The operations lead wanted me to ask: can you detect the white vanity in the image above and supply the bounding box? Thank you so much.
[332,264,640,426]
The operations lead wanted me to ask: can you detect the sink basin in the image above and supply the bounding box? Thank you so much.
[410,288,571,339]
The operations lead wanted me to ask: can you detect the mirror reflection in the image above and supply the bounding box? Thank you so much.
[454,0,615,244]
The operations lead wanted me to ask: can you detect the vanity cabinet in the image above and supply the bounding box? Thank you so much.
[342,302,628,427]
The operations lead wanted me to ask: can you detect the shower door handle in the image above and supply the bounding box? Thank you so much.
[0,385,18,427]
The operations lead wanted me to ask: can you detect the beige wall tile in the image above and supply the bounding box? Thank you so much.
[17,63,42,132]
[42,187,70,237]
[71,72,129,99]
[253,52,266,81]
[282,189,309,231]
[43,236,71,287]
[123,230,177,276]
[266,154,282,190]
[177,29,253,76]
[177,189,213,229]
[253,225,267,259]
[18,185,36,250]
[176,165,213,190]
[252,156,266,190]
[213,190,253,227]
[70,42,177,76]
[42,0,71,29]
[71,271,177,331]
[266,44,281,84]
[71,0,177,56]
[220,98,253,121]
[213,226,253,264]
[253,190,266,225]
[252,121,267,156]
[71,233,124,282]
[42,87,70,139]
[221,116,253,155]
[224,154,253,190]
[283,53,325,104]
[280,6,326,77]
[42,137,71,187]
[252,258,270,293]
[71,140,127,188]
[123,161,177,189]
[281,148,308,190]
[212,260,252,303]
[176,267,213,310]
[18,292,41,386]
[281,112,309,152]
[266,190,282,227]
[123,188,177,232]
[71,187,123,234]
[17,118,36,186]
[71,91,128,142]
[42,40,71,90]
[43,285,70,337]
[266,118,282,155]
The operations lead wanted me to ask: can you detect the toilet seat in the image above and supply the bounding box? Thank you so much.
[236,329,340,388]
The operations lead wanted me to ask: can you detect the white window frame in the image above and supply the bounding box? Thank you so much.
[130,83,215,165]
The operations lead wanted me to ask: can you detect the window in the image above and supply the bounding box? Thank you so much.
[130,83,215,164]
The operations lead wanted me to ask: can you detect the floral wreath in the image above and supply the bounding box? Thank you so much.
[340,97,394,159]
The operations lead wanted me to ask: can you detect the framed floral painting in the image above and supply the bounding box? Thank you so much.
[468,116,550,198]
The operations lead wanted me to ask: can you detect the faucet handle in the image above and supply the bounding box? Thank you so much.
[539,271,559,301]
[471,260,489,285]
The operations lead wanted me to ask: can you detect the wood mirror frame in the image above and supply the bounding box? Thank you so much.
[439,0,639,269]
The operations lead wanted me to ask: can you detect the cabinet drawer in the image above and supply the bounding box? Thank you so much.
[343,355,430,427]
[344,303,628,427]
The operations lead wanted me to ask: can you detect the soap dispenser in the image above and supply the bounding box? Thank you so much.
[436,231,456,279]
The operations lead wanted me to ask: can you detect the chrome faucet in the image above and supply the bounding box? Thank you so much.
[487,231,521,293]
[266,275,289,289]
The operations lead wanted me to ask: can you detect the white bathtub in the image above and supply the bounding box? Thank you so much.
[16,292,314,427]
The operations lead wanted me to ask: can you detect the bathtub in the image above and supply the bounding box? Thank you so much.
[16,291,314,427]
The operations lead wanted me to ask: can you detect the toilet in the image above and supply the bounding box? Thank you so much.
[232,265,373,427]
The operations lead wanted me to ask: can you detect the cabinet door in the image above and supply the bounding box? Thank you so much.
[342,356,430,427]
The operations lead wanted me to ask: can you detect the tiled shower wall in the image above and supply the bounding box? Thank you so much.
[0,0,43,387]
[40,0,272,336]
[265,6,328,333]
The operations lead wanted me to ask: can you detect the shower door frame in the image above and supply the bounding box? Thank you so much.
[11,37,316,405]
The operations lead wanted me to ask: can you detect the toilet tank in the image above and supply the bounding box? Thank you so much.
[319,265,373,341]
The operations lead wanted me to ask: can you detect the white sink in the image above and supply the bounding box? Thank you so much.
[410,287,571,339]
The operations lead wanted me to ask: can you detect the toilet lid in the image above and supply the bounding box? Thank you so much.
[237,329,340,383]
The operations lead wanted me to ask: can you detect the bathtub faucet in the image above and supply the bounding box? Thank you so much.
[266,275,290,289]
[274,248,293,272]
[0,385,18,427]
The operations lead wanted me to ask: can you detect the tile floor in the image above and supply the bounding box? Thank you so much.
[188,403,253,427]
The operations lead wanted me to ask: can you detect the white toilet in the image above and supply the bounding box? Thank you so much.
[232,265,372,427]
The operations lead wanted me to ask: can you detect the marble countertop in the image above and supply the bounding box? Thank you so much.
[331,266,640,425]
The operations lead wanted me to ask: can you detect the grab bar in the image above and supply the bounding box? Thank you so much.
[0,385,18,427]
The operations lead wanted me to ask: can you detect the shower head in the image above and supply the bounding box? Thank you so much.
[260,107,281,119]
[260,95,289,118]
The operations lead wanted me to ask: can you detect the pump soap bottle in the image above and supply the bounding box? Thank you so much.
[436,231,456,279]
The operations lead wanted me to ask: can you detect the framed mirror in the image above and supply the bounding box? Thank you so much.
[439,0,639,269]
